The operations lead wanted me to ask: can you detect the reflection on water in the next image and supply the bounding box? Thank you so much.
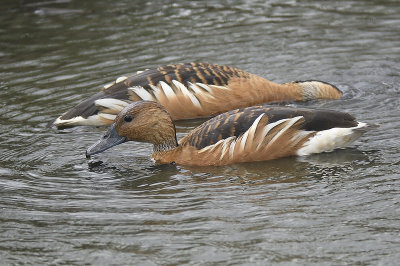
[1,0,400,264]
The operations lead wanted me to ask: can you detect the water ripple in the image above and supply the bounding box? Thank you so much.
[1,0,400,264]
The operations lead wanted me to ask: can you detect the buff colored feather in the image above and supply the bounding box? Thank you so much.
[85,101,376,166]
[51,62,342,128]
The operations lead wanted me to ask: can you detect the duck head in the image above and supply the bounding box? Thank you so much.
[86,101,177,158]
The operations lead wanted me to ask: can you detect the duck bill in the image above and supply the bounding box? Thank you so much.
[86,124,126,159]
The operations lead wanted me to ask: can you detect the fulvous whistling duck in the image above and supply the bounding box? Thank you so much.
[52,62,342,129]
[86,101,376,166]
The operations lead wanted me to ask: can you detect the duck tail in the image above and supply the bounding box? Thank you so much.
[296,122,378,156]
[289,80,343,101]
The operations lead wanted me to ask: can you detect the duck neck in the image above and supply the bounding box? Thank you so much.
[152,138,180,164]
[153,139,178,153]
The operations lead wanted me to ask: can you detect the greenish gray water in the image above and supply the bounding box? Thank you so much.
[1,0,399,264]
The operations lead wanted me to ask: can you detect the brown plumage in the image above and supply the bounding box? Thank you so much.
[52,62,342,128]
[86,101,375,166]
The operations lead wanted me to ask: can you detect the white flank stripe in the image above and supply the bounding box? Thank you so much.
[210,84,229,90]
[172,80,188,92]
[149,84,159,93]
[172,80,201,107]
[229,139,237,158]
[196,83,212,92]
[256,119,287,150]
[267,116,303,147]
[219,138,232,160]
[129,86,155,101]
[54,115,107,127]
[149,84,161,101]
[290,131,312,147]
[237,114,268,152]
[198,138,227,153]
[247,114,264,144]
[103,82,115,90]
[239,131,250,152]
[95,98,128,111]
[188,94,202,108]
[198,145,213,153]
[188,82,204,95]
[53,116,85,126]
[159,81,176,100]
[115,76,128,83]
[97,113,116,120]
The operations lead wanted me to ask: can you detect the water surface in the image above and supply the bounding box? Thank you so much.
[1,0,399,264]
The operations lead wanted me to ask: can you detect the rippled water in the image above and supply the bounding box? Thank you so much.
[1,0,400,264]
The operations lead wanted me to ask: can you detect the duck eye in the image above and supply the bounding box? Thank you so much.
[123,115,133,122]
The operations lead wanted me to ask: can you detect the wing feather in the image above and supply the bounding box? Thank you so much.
[195,114,311,164]
[53,63,245,128]
[52,62,344,129]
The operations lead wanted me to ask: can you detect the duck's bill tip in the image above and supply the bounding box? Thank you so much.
[86,136,126,158]
[85,124,127,158]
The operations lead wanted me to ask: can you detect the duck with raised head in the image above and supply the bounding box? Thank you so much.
[86,101,376,166]
[52,62,342,129]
